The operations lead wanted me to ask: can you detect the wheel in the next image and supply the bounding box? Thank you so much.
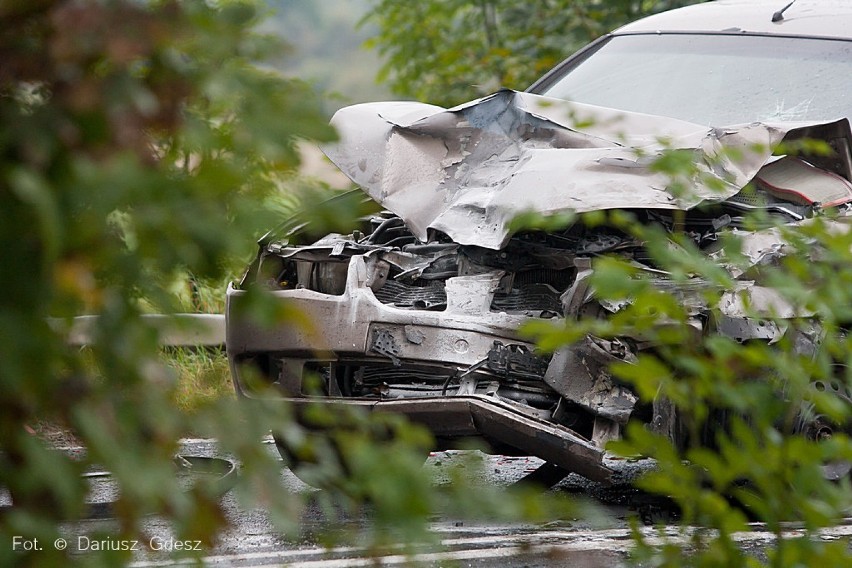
[793,378,852,480]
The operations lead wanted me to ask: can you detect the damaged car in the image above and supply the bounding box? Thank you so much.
[226,0,852,484]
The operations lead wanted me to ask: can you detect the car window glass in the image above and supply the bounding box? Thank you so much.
[540,34,852,126]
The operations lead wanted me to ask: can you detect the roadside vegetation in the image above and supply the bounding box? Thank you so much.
[166,347,232,414]
[363,0,700,107]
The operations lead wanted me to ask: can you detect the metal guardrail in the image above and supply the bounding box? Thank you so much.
[51,314,225,347]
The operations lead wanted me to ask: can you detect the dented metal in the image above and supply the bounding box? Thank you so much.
[323,89,852,250]
[545,337,638,425]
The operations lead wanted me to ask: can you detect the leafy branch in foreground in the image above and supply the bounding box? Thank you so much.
[0,0,339,565]
[524,141,852,566]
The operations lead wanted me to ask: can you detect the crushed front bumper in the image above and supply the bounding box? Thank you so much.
[282,395,613,483]
[226,254,613,483]
[226,255,534,391]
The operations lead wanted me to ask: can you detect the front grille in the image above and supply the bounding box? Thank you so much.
[332,362,557,407]
[373,268,572,315]
[359,365,448,386]
[333,363,452,397]
[513,268,575,289]
[373,279,447,310]
[492,283,562,315]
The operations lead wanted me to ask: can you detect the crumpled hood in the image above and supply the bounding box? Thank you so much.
[323,89,849,250]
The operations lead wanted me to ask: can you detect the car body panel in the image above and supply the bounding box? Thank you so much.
[615,0,852,38]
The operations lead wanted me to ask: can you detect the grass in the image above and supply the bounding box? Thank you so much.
[33,347,233,446]
[165,347,235,414]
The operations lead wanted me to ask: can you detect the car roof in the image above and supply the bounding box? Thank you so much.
[615,0,852,40]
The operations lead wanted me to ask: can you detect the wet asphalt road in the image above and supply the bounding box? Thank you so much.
[23,438,852,566]
[42,437,654,567]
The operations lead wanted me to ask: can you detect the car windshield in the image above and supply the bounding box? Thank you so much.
[538,33,852,126]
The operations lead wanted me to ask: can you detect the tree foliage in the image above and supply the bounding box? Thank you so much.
[363,0,703,107]
[0,1,337,565]
[262,0,392,108]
